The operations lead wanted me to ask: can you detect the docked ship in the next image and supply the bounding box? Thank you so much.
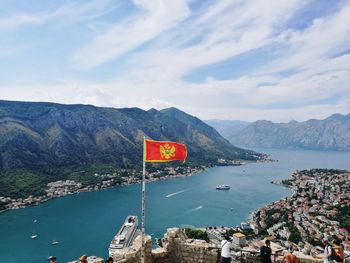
[109,215,139,256]
[216,184,230,190]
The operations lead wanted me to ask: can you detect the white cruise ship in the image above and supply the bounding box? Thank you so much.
[109,215,139,257]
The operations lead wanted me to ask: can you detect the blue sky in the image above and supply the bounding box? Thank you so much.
[0,0,349,122]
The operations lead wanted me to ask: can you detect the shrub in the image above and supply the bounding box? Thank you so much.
[185,228,209,242]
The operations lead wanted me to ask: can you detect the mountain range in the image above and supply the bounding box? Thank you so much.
[208,114,350,151]
[0,100,262,199]
[0,100,261,171]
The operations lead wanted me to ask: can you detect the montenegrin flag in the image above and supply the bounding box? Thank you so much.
[144,139,187,163]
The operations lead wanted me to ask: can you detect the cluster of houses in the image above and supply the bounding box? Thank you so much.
[0,195,47,210]
[252,169,350,256]
[147,166,205,180]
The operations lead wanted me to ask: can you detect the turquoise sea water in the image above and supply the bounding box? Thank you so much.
[0,148,350,262]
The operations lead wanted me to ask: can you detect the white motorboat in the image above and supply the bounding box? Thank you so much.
[31,220,38,239]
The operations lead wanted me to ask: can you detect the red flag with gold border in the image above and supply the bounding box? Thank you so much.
[145,139,187,162]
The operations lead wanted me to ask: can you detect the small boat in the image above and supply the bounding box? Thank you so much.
[52,240,59,245]
[216,184,230,190]
[52,236,59,245]
[31,220,38,239]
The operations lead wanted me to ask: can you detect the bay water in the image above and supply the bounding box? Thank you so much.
[0,148,349,262]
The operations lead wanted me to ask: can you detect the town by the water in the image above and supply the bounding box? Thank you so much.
[0,156,276,212]
[58,168,349,263]
[0,165,209,211]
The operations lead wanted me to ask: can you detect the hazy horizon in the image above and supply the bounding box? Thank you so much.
[2,98,349,123]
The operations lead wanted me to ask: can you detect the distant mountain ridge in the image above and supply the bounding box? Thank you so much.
[0,100,260,172]
[205,120,250,139]
[225,114,350,151]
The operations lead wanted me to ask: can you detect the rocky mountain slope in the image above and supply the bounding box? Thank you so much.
[227,114,350,150]
[0,100,260,172]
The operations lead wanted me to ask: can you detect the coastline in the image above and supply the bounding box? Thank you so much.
[0,155,275,213]
[0,152,273,213]
[248,180,294,224]
[0,155,274,214]
[0,165,210,213]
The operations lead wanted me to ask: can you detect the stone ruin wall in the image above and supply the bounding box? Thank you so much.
[164,228,219,263]
[112,235,152,263]
[112,228,219,263]
[111,228,350,263]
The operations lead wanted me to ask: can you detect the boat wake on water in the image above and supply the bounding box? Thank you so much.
[189,205,203,212]
[166,188,190,198]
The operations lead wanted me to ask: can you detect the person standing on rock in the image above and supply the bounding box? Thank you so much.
[260,240,272,263]
[220,235,232,263]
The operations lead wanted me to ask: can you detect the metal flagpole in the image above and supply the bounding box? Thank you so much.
[141,136,146,263]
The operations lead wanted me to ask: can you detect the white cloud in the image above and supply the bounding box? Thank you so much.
[0,0,118,31]
[121,0,304,74]
[73,0,191,69]
[262,2,350,74]
[1,0,350,122]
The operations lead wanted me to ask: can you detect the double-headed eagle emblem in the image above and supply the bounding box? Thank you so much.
[160,144,176,159]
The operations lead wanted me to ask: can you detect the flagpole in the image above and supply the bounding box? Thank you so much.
[141,136,146,263]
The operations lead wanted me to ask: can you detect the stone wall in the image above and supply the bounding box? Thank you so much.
[82,228,350,263]
[151,247,170,263]
[113,235,152,263]
[157,228,219,263]
[112,228,219,263]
